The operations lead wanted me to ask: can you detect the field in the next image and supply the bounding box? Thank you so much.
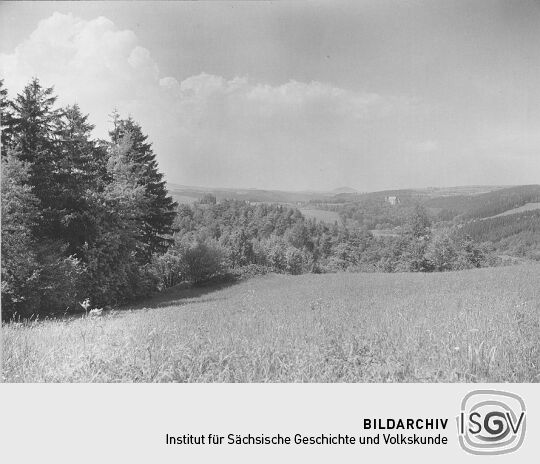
[2,265,539,383]
[489,202,540,218]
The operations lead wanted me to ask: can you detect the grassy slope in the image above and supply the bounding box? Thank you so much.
[2,265,539,383]
[423,185,540,218]
[488,202,540,219]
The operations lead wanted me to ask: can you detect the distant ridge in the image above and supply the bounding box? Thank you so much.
[331,186,358,194]
[166,182,526,205]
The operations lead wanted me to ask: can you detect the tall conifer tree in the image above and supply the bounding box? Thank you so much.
[0,79,14,152]
[109,116,177,260]
[9,78,64,238]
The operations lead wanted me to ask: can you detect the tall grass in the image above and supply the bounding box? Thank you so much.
[2,264,539,382]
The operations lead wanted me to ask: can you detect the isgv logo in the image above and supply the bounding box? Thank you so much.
[457,390,526,455]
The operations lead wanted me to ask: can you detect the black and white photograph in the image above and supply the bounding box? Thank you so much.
[1,0,539,386]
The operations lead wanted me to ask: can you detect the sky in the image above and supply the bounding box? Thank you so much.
[1,0,539,191]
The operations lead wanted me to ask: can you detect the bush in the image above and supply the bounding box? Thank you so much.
[219,229,255,267]
[179,240,228,284]
[285,247,305,274]
[425,230,491,272]
[425,231,459,271]
[151,250,184,289]
[36,250,84,314]
[259,237,287,272]
[126,263,161,300]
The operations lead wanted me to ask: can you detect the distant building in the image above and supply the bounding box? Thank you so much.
[385,196,399,205]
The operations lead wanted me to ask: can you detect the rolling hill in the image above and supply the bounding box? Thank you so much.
[167,183,334,205]
[3,264,539,382]
[488,202,540,219]
[423,185,540,220]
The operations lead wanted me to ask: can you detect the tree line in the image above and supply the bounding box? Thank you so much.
[458,210,540,261]
[423,185,540,221]
[157,198,494,286]
[1,78,176,319]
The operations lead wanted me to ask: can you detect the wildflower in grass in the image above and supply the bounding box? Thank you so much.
[79,298,91,316]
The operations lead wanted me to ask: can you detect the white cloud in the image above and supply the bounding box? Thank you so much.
[0,12,164,124]
[0,12,420,190]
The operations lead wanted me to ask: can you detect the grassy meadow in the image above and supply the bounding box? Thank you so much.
[2,264,539,382]
[490,202,540,218]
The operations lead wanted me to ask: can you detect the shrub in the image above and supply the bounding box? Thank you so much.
[36,249,84,314]
[151,250,184,289]
[179,240,228,284]
[219,229,255,267]
[285,247,305,275]
[425,231,459,271]
[260,236,288,272]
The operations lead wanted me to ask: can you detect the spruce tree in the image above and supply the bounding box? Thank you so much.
[1,150,41,317]
[55,104,108,256]
[82,135,155,303]
[9,78,64,238]
[0,79,14,152]
[9,78,60,162]
[109,115,177,260]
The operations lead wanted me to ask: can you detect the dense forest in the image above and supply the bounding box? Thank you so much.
[307,185,540,228]
[159,198,494,284]
[1,78,176,319]
[0,78,520,320]
[304,185,540,261]
[423,185,540,220]
[320,199,415,230]
[458,210,540,260]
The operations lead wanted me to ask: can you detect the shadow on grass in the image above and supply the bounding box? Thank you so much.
[123,278,240,311]
[5,277,242,323]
